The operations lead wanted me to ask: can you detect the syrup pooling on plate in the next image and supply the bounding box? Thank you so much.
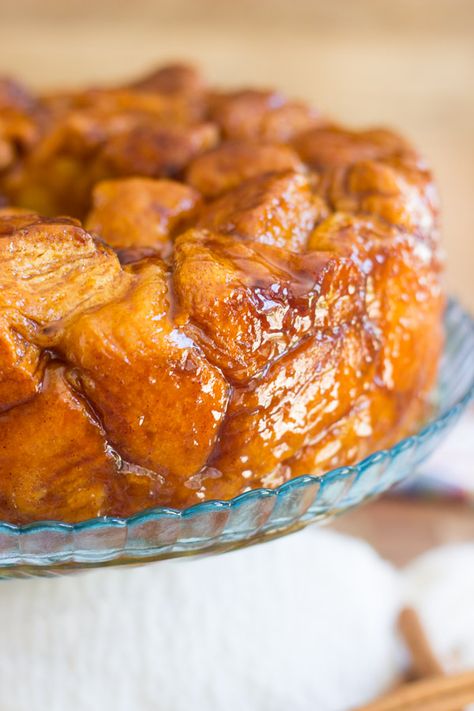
[0,63,443,522]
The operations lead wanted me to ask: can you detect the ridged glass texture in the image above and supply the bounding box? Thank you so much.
[0,298,472,578]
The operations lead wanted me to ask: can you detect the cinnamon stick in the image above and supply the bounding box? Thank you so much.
[355,607,471,711]
[398,606,444,680]
[354,670,474,711]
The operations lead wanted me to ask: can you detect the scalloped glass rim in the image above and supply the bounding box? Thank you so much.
[0,297,472,574]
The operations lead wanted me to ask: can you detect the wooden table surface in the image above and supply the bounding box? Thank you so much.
[332,498,474,567]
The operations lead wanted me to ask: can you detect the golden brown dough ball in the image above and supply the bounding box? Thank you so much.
[86,177,201,256]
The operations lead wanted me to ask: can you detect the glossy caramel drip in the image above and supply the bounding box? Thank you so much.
[0,63,443,523]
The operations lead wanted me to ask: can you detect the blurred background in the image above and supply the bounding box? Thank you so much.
[1,0,473,309]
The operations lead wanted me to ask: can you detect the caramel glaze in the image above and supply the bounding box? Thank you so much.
[0,63,444,523]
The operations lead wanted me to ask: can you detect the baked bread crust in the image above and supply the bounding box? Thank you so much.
[0,64,443,523]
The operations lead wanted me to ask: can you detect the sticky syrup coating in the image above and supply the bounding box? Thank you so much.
[0,63,443,522]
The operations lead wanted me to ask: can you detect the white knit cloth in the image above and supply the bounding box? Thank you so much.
[404,543,474,673]
[0,529,401,711]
